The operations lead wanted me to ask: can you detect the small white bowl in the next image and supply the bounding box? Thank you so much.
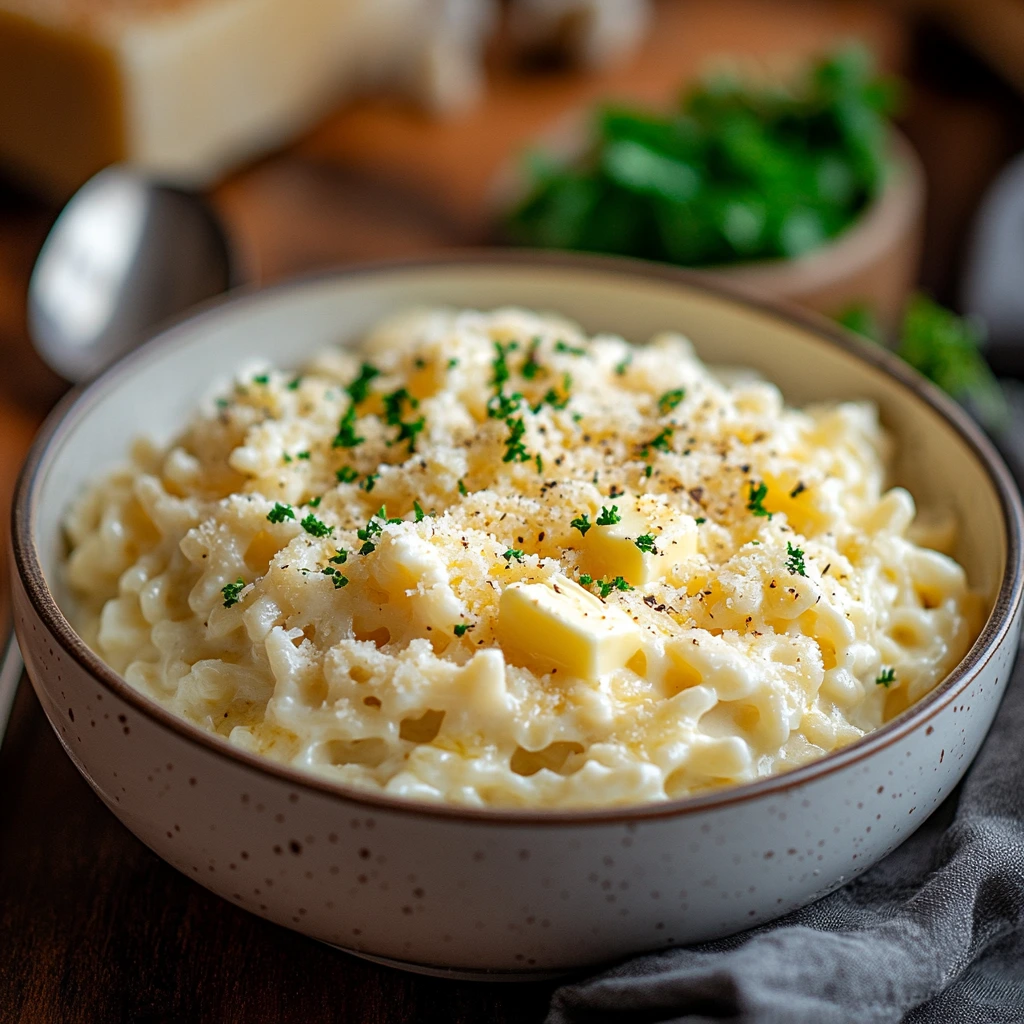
[11,253,1023,979]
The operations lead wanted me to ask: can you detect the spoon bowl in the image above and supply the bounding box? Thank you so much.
[28,166,234,383]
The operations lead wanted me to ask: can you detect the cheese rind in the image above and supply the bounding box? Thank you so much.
[498,573,642,681]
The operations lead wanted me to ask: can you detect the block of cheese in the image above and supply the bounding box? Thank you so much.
[497,573,642,681]
[581,493,698,587]
[0,0,429,197]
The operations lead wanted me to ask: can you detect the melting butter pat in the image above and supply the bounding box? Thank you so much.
[498,574,642,681]
[582,494,698,586]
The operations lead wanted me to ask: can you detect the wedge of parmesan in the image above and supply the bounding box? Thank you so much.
[0,0,422,196]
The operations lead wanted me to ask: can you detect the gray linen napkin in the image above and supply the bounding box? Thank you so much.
[548,423,1024,1024]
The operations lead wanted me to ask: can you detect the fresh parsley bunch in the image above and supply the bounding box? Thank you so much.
[838,295,1008,433]
[505,46,899,267]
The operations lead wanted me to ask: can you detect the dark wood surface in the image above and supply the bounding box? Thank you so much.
[2,3,1023,1021]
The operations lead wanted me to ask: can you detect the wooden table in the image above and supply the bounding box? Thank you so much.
[2,3,1021,1020]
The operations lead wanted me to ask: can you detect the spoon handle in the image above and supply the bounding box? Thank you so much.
[0,627,24,748]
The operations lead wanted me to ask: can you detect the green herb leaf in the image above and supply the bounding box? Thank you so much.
[785,541,807,576]
[747,481,772,519]
[503,416,531,464]
[454,622,474,637]
[658,388,685,415]
[329,549,348,564]
[267,503,295,524]
[503,548,525,563]
[554,340,586,356]
[876,667,896,687]
[221,578,247,607]
[639,427,673,458]
[332,405,363,449]
[413,500,426,522]
[346,362,381,405]
[300,513,333,538]
[570,513,592,536]
[336,466,359,484]
[596,505,621,526]
[635,533,658,554]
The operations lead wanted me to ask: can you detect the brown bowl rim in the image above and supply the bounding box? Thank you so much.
[12,249,1024,827]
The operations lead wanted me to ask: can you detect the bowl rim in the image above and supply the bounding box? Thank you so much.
[12,249,1024,827]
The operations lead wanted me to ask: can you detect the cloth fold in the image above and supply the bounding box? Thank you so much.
[549,664,1024,1024]
[549,417,1024,1024]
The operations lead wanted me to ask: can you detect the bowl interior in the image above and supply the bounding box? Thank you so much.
[28,257,1009,663]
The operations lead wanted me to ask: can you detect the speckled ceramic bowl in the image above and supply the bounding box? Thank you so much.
[11,253,1023,979]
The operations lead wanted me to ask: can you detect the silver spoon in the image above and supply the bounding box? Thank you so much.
[2,167,235,747]
[29,165,235,382]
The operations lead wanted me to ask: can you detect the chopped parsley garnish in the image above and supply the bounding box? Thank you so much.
[321,568,349,589]
[267,503,295,524]
[345,362,381,405]
[658,388,685,415]
[502,416,531,464]
[488,389,523,421]
[639,427,673,458]
[383,387,417,424]
[535,453,544,474]
[282,453,293,463]
[356,506,400,555]
[457,478,468,496]
[746,481,772,519]
[635,534,658,554]
[382,387,425,453]
[215,397,230,410]
[522,337,545,379]
[447,357,459,370]
[491,340,517,389]
[533,373,573,413]
[695,516,706,525]
[252,374,269,385]
[554,340,586,356]
[336,466,359,483]
[503,548,525,563]
[579,573,593,585]
[328,548,348,564]
[357,511,383,554]
[221,578,246,607]
[597,575,633,599]
[454,622,474,637]
[296,451,311,460]
[785,542,807,576]
[615,355,632,376]
[596,505,621,526]
[359,472,378,493]
[287,376,302,390]
[413,500,426,522]
[394,416,425,452]
[876,667,896,687]
[570,513,592,536]
[644,465,653,478]
[307,496,322,508]
[332,405,363,449]
[300,513,333,538]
